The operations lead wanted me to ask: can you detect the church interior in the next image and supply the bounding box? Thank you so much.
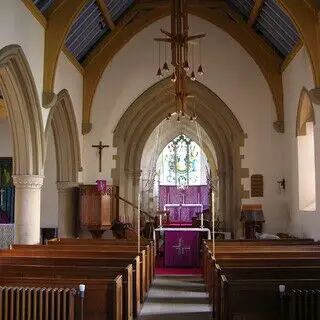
[1,0,320,319]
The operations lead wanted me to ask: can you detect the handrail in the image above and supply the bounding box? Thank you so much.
[114,194,154,220]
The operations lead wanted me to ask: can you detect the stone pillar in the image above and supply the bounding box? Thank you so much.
[57,182,78,238]
[13,175,44,244]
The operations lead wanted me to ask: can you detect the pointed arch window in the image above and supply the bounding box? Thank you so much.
[296,88,316,211]
[157,135,208,186]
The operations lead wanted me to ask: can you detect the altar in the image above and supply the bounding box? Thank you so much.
[153,227,211,267]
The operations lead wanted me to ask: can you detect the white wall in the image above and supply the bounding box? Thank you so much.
[0,0,46,125]
[41,125,58,228]
[0,119,12,157]
[85,15,286,234]
[282,47,320,239]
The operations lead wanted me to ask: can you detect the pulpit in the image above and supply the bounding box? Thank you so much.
[78,184,118,238]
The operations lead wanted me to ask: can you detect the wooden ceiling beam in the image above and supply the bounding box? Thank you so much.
[43,0,88,107]
[135,0,225,9]
[248,0,264,27]
[96,0,115,30]
[81,4,284,134]
[43,0,68,19]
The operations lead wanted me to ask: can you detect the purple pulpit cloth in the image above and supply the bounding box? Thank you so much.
[164,231,200,267]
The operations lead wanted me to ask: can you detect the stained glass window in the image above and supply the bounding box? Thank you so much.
[157,135,208,186]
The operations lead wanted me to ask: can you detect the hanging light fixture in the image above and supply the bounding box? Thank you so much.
[154,0,205,121]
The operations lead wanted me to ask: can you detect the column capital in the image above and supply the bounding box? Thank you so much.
[12,175,44,189]
[56,181,78,191]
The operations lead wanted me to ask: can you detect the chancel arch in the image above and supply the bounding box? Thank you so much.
[0,45,45,244]
[45,89,81,237]
[113,78,245,237]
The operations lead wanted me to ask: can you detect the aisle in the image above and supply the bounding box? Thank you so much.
[139,275,212,319]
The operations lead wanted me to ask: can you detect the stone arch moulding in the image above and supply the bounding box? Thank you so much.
[296,87,315,137]
[0,45,44,175]
[46,89,81,183]
[113,78,246,237]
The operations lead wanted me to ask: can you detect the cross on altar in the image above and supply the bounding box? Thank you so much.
[173,237,190,255]
[92,141,109,172]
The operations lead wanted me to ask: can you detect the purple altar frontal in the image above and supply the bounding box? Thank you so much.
[164,230,200,267]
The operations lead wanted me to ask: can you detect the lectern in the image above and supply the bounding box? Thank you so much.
[78,185,118,238]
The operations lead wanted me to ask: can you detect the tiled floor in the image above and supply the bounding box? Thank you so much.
[139,275,212,319]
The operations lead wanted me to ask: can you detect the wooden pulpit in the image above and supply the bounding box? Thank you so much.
[78,184,119,238]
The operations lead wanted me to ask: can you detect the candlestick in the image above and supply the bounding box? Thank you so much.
[138,193,141,253]
[200,212,204,228]
[212,190,215,256]
[159,214,162,228]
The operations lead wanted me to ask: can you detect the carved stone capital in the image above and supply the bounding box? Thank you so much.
[56,181,78,191]
[273,120,284,133]
[42,92,58,109]
[12,175,44,189]
[82,122,92,135]
[309,87,320,105]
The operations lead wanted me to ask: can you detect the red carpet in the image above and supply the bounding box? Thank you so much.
[156,267,203,275]
[155,256,203,275]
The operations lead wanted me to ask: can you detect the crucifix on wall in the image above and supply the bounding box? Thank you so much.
[92,141,109,172]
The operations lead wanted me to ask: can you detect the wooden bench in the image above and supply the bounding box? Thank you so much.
[0,276,123,320]
[215,264,320,319]
[0,255,141,319]
[48,238,155,282]
[0,263,134,320]
[3,247,147,301]
[219,276,320,320]
[39,242,153,289]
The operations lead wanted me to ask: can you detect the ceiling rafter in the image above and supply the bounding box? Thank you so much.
[96,0,115,30]
[248,0,264,27]
[277,0,320,86]
[43,0,67,19]
[81,2,284,134]
[43,0,88,107]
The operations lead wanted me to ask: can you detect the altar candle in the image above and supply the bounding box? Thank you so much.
[200,213,204,228]
[159,214,162,227]
[138,194,141,253]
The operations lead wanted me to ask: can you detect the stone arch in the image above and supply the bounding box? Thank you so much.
[113,78,245,236]
[296,88,315,137]
[0,45,44,175]
[46,89,81,183]
[45,89,81,237]
[296,88,316,211]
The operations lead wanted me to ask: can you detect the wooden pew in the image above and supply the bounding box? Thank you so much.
[0,255,141,319]
[0,263,134,320]
[219,276,320,320]
[48,238,155,282]
[201,240,320,318]
[215,264,320,319]
[41,242,153,289]
[4,247,147,302]
[0,276,123,320]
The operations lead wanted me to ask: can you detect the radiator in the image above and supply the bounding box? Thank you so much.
[285,289,320,320]
[0,286,77,320]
